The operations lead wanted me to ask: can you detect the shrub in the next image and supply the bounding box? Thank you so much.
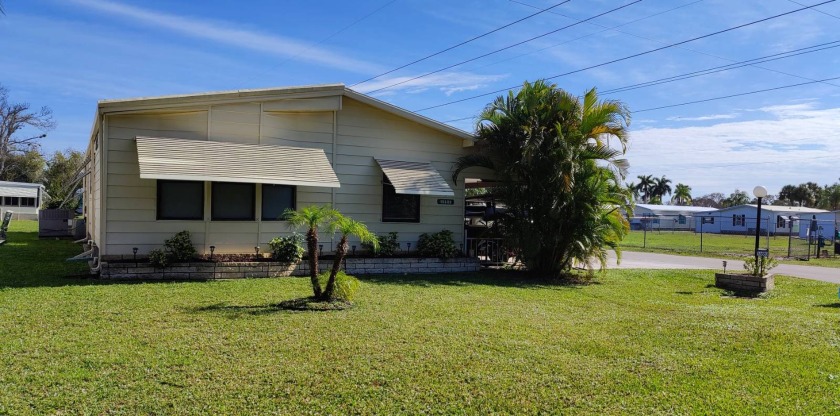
[164,230,196,262]
[148,248,170,268]
[417,229,457,259]
[363,232,400,257]
[268,233,305,263]
[743,256,778,277]
[317,271,360,302]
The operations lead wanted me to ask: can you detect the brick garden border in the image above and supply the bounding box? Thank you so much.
[714,272,775,294]
[100,257,481,280]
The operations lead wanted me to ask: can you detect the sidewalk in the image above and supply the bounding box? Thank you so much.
[607,251,840,284]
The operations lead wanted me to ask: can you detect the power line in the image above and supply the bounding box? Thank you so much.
[788,0,840,19]
[442,40,840,123]
[365,0,642,94]
[507,0,837,89]
[602,40,840,94]
[415,0,837,112]
[634,75,840,113]
[350,0,572,87]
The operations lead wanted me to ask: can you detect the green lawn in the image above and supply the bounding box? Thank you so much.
[2,221,840,414]
[622,230,840,268]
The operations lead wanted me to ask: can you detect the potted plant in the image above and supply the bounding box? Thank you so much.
[715,256,777,294]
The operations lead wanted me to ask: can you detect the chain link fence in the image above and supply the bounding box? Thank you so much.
[625,214,839,260]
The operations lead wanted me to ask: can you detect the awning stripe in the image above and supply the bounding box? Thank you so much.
[136,137,340,188]
[0,185,39,198]
[375,158,454,196]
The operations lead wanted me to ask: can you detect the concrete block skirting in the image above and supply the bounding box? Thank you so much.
[714,272,775,293]
[99,257,481,280]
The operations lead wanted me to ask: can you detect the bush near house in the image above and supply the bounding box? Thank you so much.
[417,229,458,259]
[268,233,304,263]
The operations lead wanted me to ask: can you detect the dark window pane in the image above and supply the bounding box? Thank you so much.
[22,197,36,207]
[157,180,203,220]
[212,182,255,221]
[382,176,419,222]
[262,184,295,221]
[4,196,19,206]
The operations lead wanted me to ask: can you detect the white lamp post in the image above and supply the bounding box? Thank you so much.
[753,186,768,267]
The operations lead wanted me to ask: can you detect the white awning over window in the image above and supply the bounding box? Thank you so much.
[375,158,454,196]
[135,137,340,188]
[0,184,39,198]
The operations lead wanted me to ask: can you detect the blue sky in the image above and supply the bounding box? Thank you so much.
[2,0,839,198]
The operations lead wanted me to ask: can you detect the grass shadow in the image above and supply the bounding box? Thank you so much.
[815,302,840,308]
[190,298,351,317]
[357,269,599,290]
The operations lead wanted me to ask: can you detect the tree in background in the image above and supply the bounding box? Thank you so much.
[0,85,54,179]
[635,175,654,203]
[693,192,724,208]
[722,189,750,208]
[672,183,692,205]
[818,182,840,210]
[454,80,631,277]
[0,147,45,183]
[43,149,85,209]
[625,181,640,202]
[653,175,672,202]
[778,184,797,206]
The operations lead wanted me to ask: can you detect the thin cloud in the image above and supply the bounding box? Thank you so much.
[354,71,508,96]
[667,113,740,121]
[67,0,382,74]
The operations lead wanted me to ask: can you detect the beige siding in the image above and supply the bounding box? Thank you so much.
[334,97,467,248]
[98,96,471,257]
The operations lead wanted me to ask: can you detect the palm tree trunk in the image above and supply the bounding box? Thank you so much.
[322,236,348,300]
[307,228,322,298]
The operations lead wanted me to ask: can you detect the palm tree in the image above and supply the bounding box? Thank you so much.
[673,183,692,205]
[284,205,338,298]
[453,80,631,276]
[652,176,672,203]
[635,175,654,203]
[779,184,797,206]
[625,181,640,202]
[323,214,378,300]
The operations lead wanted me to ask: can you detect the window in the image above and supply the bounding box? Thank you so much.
[732,215,736,226]
[21,197,36,207]
[732,214,746,226]
[382,175,419,222]
[3,196,19,206]
[678,215,686,225]
[262,184,295,221]
[157,180,204,220]
[212,182,255,221]
[777,215,786,228]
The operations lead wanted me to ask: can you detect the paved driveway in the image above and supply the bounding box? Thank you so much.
[607,251,840,284]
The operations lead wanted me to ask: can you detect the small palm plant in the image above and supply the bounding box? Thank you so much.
[323,214,378,301]
[284,205,338,298]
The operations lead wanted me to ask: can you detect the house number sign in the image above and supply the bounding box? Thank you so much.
[437,199,455,205]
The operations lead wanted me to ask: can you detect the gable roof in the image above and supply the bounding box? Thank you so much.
[701,204,829,215]
[89,83,473,143]
[634,203,717,213]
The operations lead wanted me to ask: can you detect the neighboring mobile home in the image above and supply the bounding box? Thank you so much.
[82,84,480,263]
[693,204,829,235]
[797,210,839,239]
[0,181,45,220]
[629,204,715,231]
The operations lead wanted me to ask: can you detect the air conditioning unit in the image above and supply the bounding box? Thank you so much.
[38,209,74,238]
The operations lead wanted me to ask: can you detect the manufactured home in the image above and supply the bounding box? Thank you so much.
[693,204,829,236]
[82,84,486,264]
[0,181,45,220]
[797,210,839,239]
[629,204,715,231]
